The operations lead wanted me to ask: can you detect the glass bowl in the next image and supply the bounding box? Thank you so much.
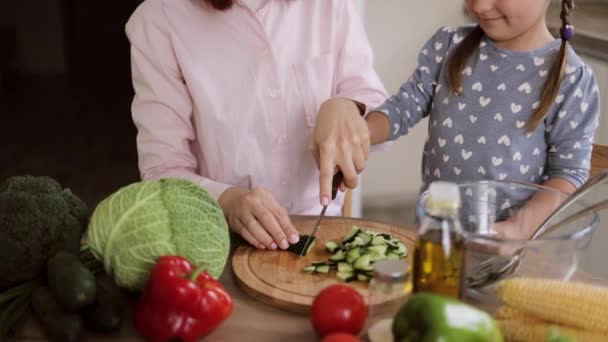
[416,180,600,305]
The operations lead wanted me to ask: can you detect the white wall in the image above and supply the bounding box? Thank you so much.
[362,1,469,206]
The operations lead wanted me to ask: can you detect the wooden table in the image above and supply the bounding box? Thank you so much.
[15,217,412,342]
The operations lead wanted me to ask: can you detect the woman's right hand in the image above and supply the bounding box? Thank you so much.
[218,186,300,250]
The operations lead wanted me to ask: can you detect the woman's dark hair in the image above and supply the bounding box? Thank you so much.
[204,0,234,10]
[447,0,575,132]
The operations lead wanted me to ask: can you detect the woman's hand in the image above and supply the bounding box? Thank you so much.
[310,98,370,206]
[218,187,299,250]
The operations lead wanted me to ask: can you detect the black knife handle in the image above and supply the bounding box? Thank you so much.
[331,171,344,200]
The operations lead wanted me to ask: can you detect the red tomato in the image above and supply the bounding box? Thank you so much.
[311,284,367,337]
[320,333,362,342]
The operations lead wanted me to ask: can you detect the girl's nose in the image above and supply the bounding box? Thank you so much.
[468,0,496,17]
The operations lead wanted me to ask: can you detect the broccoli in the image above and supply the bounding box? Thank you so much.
[0,175,89,290]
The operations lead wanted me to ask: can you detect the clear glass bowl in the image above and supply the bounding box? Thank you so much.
[416,180,600,304]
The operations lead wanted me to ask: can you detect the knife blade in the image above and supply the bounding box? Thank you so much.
[299,171,344,256]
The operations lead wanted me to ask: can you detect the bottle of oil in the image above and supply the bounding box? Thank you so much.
[412,181,466,299]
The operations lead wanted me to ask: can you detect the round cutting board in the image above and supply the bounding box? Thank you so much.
[232,216,417,313]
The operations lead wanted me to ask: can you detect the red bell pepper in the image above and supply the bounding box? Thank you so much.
[133,256,233,342]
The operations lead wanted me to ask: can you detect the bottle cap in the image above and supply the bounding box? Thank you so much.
[372,259,408,283]
[426,181,461,211]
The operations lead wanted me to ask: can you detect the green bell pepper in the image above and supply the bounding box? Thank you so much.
[392,293,503,342]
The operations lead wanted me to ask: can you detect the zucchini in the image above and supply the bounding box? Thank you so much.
[31,286,83,342]
[325,241,340,253]
[336,271,355,282]
[46,251,96,311]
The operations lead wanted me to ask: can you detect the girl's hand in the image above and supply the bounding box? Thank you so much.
[218,187,299,250]
[310,98,370,206]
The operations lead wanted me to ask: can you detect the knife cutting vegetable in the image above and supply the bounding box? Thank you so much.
[287,172,344,257]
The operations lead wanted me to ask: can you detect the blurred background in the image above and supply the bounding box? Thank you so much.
[0,1,606,276]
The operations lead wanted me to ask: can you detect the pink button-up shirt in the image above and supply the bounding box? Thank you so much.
[126,0,387,216]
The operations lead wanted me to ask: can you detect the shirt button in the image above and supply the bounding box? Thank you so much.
[277,135,287,144]
[280,179,287,185]
[263,47,271,55]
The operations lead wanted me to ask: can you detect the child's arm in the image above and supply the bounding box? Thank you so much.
[494,65,600,240]
[367,27,459,144]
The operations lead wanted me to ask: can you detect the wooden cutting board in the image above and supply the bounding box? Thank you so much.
[232,216,417,313]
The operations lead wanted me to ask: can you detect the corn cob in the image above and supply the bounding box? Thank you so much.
[498,320,608,342]
[495,305,543,322]
[496,278,608,333]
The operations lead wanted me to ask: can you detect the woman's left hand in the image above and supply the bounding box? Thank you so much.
[310,98,370,206]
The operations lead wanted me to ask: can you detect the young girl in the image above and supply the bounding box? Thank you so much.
[312,0,600,236]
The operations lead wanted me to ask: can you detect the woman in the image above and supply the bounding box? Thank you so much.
[126,0,387,250]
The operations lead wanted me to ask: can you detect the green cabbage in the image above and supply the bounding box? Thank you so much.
[86,179,230,290]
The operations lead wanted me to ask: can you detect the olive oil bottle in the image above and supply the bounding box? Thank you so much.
[413,181,466,299]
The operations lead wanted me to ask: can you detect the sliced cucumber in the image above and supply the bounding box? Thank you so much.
[329,250,346,261]
[357,232,372,245]
[337,262,354,273]
[315,265,331,274]
[387,252,401,260]
[356,273,370,282]
[302,266,316,274]
[346,247,362,264]
[371,235,388,246]
[325,241,340,254]
[393,242,408,256]
[342,227,361,243]
[353,254,373,271]
[287,235,316,256]
[368,245,388,256]
[337,271,355,282]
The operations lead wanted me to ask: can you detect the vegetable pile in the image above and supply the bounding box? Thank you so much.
[302,227,408,282]
[0,175,122,340]
[494,277,608,341]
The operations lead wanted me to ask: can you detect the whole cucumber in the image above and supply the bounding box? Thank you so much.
[47,251,96,311]
[80,279,123,332]
[31,286,83,342]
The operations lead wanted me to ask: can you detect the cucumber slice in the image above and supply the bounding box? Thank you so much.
[329,250,346,261]
[346,247,362,264]
[371,235,388,246]
[337,271,355,282]
[385,239,400,249]
[302,266,316,273]
[350,236,366,247]
[357,232,372,246]
[367,245,388,256]
[286,235,316,256]
[343,227,361,243]
[380,233,392,240]
[387,252,401,260]
[337,262,354,273]
[369,253,387,262]
[325,241,340,254]
[394,242,408,256]
[356,273,370,282]
[315,265,331,274]
[353,254,373,271]
[365,229,379,236]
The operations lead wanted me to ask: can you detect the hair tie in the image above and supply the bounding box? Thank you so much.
[561,24,575,41]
